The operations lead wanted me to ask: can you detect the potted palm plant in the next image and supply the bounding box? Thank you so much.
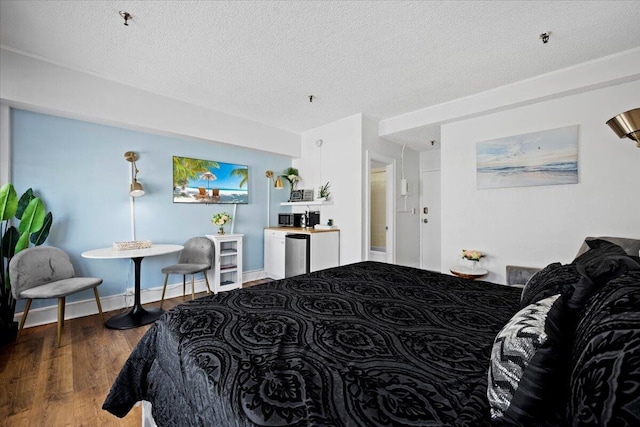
[1,183,53,344]
[281,167,301,201]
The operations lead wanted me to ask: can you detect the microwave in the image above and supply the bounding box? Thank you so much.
[278,213,303,227]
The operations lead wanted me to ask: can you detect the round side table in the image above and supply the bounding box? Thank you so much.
[450,265,488,280]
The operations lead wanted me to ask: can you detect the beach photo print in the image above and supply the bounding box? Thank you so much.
[476,125,578,190]
[172,155,248,204]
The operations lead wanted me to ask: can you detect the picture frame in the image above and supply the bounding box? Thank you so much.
[476,125,578,189]
[172,155,248,204]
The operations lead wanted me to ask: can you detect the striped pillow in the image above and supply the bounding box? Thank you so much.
[488,294,562,422]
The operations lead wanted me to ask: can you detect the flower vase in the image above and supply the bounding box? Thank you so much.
[462,258,478,270]
[218,226,225,235]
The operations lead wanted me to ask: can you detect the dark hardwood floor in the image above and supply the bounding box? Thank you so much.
[0,279,270,426]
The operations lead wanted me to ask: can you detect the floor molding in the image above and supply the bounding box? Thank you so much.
[15,269,267,329]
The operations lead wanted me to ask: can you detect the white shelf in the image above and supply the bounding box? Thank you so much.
[206,234,243,294]
[280,200,333,206]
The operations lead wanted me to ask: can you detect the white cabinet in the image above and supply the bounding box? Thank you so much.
[264,229,286,279]
[206,234,243,294]
[263,228,339,279]
[310,231,340,272]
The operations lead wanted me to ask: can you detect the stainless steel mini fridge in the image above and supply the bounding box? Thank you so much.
[285,234,310,277]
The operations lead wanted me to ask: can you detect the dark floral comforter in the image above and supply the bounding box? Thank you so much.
[103,261,521,426]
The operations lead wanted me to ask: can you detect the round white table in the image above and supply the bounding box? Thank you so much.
[82,244,183,329]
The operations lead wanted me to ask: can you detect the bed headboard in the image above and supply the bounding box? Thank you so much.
[576,236,640,258]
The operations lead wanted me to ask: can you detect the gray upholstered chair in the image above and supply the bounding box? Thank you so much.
[9,246,104,347]
[160,237,213,307]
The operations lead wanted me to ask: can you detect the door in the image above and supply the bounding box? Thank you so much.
[420,170,441,271]
[369,164,387,262]
[365,151,395,263]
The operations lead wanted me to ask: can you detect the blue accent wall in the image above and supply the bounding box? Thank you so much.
[10,109,291,309]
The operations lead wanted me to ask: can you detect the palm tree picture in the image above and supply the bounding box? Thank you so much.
[230,168,248,188]
[173,156,249,204]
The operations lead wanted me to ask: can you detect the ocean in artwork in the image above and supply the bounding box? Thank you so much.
[476,125,578,189]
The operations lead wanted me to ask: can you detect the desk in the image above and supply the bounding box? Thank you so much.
[82,244,183,329]
[449,265,489,280]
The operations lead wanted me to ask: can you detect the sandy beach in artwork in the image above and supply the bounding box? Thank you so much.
[173,187,248,203]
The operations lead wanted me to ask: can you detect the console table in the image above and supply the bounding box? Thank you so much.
[82,244,183,329]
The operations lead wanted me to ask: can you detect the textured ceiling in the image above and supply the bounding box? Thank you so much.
[1,1,639,151]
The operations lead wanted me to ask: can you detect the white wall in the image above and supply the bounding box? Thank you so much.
[441,79,640,284]
[294,114,421,267]
[0,48,300,157]
[296,114,364,265]
[420,149,441,171]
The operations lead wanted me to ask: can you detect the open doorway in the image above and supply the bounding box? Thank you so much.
[365,151,395,263]
[370,163,387,261]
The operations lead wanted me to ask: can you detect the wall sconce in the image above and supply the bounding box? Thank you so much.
[266,170,284,227]
[266,170,284,189]
[606,108,640,148]
[124,151,145,197]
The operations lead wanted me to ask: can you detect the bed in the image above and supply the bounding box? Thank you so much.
[103,238,640,426]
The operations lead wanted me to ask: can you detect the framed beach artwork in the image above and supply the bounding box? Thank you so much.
[172,155,248,204]
[476,125,578,190]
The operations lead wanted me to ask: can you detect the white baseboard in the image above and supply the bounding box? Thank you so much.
[15,269,267,329]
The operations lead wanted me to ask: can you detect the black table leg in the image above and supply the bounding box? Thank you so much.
[105,256,164,330]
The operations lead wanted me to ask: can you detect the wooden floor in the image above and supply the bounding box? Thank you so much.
[0,280,270,427]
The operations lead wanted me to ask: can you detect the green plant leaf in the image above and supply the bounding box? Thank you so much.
[17,198,45,235]
[0,183,18,221]
[30,212,53,246]
[15,188,34,220]
[14,231,30,255]
[1,226,19,259]
[282,167,299,177]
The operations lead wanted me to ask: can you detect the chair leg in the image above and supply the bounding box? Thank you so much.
[182,276,186,297]
[160,274,169,309]
[191,275,195,300]
[57,297,65,348]
[17,299,32,342]
[204,271,212,295]
[94,287,105,325]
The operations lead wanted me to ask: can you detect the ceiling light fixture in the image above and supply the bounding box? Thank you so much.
[539,32,550,44]
[606,108,640,148]
[119,11,131,26]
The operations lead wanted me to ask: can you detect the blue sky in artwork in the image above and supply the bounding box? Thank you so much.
[188,162,248,190]
[477,125,578,168]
